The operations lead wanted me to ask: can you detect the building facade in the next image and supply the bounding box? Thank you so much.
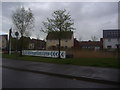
[0,35,8,50]
[10,36,46,50]
[79,39,103,49]
[46,31,74,49]
[28,39,46,50]
[103,29,120,49]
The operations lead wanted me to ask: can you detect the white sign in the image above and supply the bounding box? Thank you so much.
[22,50,66,59]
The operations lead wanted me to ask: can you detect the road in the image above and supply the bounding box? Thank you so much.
[2,67,119,88]
[0,67,2,90]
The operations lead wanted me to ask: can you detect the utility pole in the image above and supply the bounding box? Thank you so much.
[8,28,12,55]
[15,31,19,56]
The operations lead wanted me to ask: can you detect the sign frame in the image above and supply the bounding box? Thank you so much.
[22,50,66,59]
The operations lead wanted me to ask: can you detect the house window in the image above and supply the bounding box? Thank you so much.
[108,39,111,42]
[65,46,67,49]
[56,44,59,48]
[117,38,120,42]
[107,45,112,49]
[2,40,4,44]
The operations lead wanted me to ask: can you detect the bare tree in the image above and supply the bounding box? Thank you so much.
[25,31,31,37]
[78,36,82,41]
[12,7,34,56]
[41,9,75,58]
[91,36,98,41]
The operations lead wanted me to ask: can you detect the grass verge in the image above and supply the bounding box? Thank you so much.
[2,53,120,68]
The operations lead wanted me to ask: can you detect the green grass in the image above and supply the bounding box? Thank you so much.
[2,53,120,68]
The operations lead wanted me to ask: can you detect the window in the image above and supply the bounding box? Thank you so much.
[56,44,59,48]
[65,46,67,49]
[117,38,120,42]
[108,39,111,42]
[2,40,4,43]
[107,45,112,49]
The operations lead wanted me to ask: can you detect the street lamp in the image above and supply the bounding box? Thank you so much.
[15,31,19,55]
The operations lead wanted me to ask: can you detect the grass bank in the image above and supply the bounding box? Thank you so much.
[2,53,119,68]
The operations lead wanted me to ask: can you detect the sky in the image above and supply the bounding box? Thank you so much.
[0,0,119,41]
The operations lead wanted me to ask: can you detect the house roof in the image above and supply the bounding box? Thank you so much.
[30,39,46,44]
[79,41,103,47]
[46,31,73,40]
[103,29,120,38]
[0,35,8,41]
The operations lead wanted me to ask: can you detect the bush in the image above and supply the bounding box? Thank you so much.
[66,54,74,58]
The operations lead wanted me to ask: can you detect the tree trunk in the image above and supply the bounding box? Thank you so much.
[20,36,23,56]
[58,26,61,59]
[58,36,61,58]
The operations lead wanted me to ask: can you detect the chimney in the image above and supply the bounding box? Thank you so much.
[100,38,103,42]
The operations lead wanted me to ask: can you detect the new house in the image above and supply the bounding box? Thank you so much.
[46,31,74,50]
[79,39,103,49]
[103,29,120,49]
[28,38,46,50]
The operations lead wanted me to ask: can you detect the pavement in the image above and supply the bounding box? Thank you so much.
[1,58,120,85]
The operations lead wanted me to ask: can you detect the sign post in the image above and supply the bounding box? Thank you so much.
[15,31,19,56]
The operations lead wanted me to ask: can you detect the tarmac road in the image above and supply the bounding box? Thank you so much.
[2,67,119,88]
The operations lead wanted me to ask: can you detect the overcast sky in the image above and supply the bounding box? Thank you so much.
[1,1,118,41]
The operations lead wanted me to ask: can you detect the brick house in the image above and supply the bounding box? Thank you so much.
[74,38,103,50]
[28,39,46,50]
[10,36,46,50]
[79,39,103,49]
